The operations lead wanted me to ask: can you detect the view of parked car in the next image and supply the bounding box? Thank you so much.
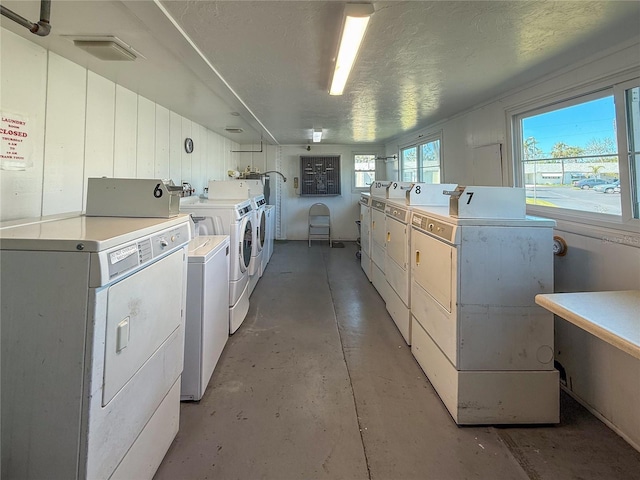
[594,180,621,193]
[573,178,617,189]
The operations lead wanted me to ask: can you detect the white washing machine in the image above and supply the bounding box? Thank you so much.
[262,204,275,274]
[0,214,191,480]
[180,197,253,334]
[250,193,267,283]
[208,180,263,290]
[182,235,230,401]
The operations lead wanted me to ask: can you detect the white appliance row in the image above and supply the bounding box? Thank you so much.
[1,213,191,479]
[359,184,559,424]
[0,176,277,479]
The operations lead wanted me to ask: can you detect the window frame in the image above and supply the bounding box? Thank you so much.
[352,152,377,192]
[399,131,443,183]
[509,74,640,238]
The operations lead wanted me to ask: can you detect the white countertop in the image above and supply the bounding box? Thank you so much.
[535,290,640,360]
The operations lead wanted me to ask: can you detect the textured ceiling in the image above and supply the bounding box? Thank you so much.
[2,1,639,146]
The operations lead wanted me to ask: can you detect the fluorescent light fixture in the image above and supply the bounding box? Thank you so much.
[329,3,374,96]
[312,129,323,142]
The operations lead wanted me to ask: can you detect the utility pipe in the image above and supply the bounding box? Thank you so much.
[262,171,287,182]
[1,0,51,36]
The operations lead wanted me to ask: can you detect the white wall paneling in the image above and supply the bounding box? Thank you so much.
[190,123,202,193]
[191,124,205,195]
[180,117,192,185]
[113,85,138,178]
[205,130,220,184]
[42,53,87,216]
[154,105,170,181]
[0,30,47,220]
[169,111,182,186]
[0,26,247,223]
[83,72,116,210]
[223,137,231,174]
[136,96,156,179]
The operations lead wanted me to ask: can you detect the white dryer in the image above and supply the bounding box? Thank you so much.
[384,183,457,345]
[180,197,253,334]
[369,182,391,303]
[0,214,191,480]
[409,196,558,424]
[359,192,372,281]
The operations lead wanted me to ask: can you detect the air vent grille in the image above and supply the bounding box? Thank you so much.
[300,155,341,196]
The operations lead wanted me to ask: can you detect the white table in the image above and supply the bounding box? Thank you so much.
[535,290,640,360]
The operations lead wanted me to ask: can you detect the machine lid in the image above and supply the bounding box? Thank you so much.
[183,198,252,209]
[187,235,230,262]
[0,214,190,252]
[180,198,253,220]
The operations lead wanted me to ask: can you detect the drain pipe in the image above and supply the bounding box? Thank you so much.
[1,0,51,36]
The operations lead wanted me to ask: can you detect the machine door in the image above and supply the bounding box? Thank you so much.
[257,209,266,251]
[241,215,253,271]
[371,208,386,247]
[412,230,454,312]
[386,216,407,269]
[103,249,185,405]
[360,204,371,254]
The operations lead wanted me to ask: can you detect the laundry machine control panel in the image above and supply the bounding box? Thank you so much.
[97,223,190,286]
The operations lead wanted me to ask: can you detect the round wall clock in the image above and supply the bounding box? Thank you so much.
[184,137,194,154]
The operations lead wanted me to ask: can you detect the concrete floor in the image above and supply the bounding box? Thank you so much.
[155,241,640,480]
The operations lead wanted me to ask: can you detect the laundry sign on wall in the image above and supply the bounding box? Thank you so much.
[1,112,32,171]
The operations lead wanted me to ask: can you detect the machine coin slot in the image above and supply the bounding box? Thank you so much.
[387,232,391,243]
[415,250,420,266]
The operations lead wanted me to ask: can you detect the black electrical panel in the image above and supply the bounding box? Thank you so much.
[300,155,341,196]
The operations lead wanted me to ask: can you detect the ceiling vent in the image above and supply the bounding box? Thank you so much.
[225,127,244,134]
[65,35,140,61]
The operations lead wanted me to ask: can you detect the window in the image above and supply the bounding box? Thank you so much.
[623,85,640,218]
[354,153,376,189]
[400,134,442,183]
[513,78,640,230]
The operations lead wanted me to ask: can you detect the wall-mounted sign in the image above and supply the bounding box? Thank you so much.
[1,112,32,171]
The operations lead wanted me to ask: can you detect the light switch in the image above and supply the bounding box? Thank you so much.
[116,317,130,352]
